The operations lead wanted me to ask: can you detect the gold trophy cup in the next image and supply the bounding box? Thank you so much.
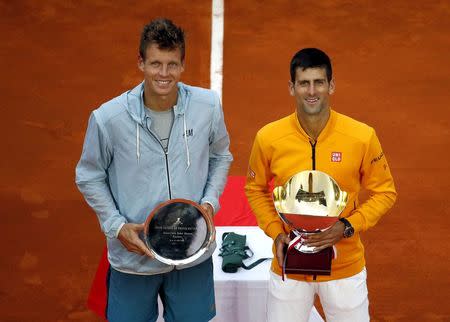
[273,170,348,275]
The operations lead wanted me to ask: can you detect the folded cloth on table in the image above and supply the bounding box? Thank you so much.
[219,232,271,273]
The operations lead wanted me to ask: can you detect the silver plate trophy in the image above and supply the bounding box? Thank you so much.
[144,199,215,266]
[273,170,348,253]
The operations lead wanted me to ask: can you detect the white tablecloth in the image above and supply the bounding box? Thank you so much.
[157,226,324,322]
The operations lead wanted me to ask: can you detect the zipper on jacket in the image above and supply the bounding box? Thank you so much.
[145,121,173,200]
[309,140,317,170]
[164,150,172,199]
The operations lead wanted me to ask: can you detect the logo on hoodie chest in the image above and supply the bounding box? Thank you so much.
[183,129,194,138]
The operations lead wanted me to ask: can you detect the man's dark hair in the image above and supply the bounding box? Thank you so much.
[290,48,332,82]
[139,18,185,61]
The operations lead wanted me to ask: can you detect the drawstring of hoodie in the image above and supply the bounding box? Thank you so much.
[183,113,191,171]
[135,113,190,171]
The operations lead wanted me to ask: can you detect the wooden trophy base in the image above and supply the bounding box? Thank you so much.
[284,232,333,276]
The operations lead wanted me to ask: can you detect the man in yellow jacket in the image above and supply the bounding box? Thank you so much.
[245,48,397,322]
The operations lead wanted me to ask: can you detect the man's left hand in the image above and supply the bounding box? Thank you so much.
[200,203,214,219]
[303,221,345,251]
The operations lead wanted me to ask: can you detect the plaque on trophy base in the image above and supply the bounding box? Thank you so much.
[284,232,333,276]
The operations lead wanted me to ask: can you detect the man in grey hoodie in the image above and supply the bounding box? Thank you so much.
[76,18,232,322]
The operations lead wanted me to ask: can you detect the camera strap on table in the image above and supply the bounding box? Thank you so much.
[219,232,272,273]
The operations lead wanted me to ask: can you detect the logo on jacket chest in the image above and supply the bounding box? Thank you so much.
[331,152,342,162]
[183,129,194,137]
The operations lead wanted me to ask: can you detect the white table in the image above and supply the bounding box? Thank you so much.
[157,226,323,322]
[211,226,323,322]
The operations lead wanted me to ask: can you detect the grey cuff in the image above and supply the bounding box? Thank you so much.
[115,222,126,238]
[104,216,127,239]
[200,199,218,215]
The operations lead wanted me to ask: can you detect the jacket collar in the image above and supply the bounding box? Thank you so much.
[126,81,190,125]
[291,109,337,142]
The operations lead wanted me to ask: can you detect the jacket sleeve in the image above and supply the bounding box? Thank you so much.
[244,132,285,240]
[75,111,127,238]
[200,92,233,213]
[348,129,397,232]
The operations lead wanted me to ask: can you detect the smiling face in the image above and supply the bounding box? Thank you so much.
[138,44,184,107]
[289,67,335,118]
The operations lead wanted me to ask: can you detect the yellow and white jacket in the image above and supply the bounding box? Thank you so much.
[245,110,397,282]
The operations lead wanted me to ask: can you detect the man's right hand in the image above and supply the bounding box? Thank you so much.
[274,233,291,267]
[117,223,154,258]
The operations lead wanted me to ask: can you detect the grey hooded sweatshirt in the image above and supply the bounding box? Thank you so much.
[75,82,233,274]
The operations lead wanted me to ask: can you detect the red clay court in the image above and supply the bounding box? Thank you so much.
[1,1,449,321]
